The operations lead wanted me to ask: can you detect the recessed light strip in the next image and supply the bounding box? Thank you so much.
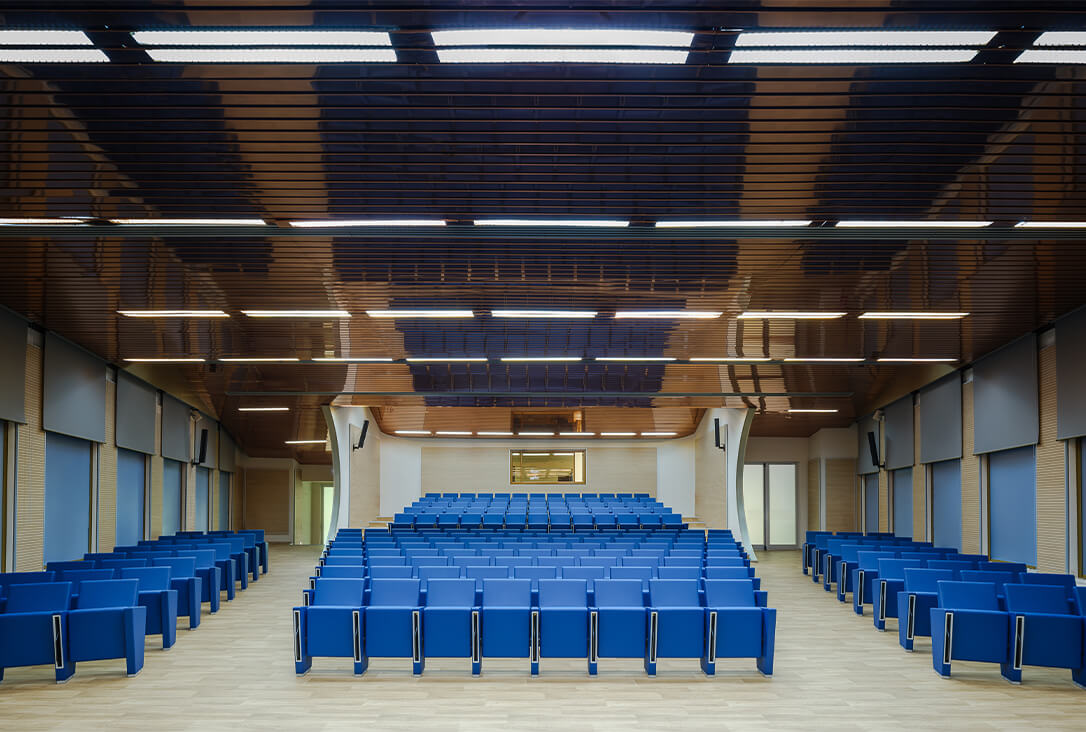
[285,439,326,445]
[239,407,290,412]
[787,408,839,414]
[877,358,958,363]
[395,430,431,436]
[312,357,394,363]
[431,30,695,47]
[289,218,446,228]
[491,310,597,318]
[835,220,992,228]
[0,30,96,45]
[596,356,676,362]
[0,49,109,63]
[124,358,206,363]
[242,310,350,318]
[0,217,88,225]
[500,356,582,363]
[689,356,772,362]
[367,310,473,318]
[118,310,229,318]
[1014,221,1086,228]
[109,218,267,225]
[474,218,629,227]
[219,357,300,363]
[738,311,846,319]
[641,432,677,437]
[132,30,393,46]
[859,312,969,320]
[614,311,721,319]
[733,31,997,47]
[405,357,488,363]
[655,219,812,228]
[784,357,865,363]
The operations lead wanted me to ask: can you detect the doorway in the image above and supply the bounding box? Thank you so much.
[294,480,334,545]
[742,462,798,550]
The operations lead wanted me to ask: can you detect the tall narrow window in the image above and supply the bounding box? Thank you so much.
[116,448,146,545]
[863,473,879,534]
[195,467,210,531]
[44,431,93,563]
[988,445,1037,566]
[892,467,913,538]
[931,458,962,550]
[218,471,231,531]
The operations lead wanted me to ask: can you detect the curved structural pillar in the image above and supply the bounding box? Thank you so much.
[696,407,756,561]
[324,405,371,543]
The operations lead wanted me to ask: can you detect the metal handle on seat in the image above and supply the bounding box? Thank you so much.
[707,611,718,664]
[52,614,65,669]
[589,610,599,664]
[648,611,658,664]
[352,610,362,663]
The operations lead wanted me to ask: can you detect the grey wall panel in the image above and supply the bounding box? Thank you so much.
[195,413,218,469]
[219,429,237,472]
[919,374,963,464]
[884,396,915,470]
[0,310,27,423]
[115,372,157,455]
[856,415,881,474]
[973,334,1039,454]
[1057,307,1086,440]
[161,395,191,462]
[42,333,106,443]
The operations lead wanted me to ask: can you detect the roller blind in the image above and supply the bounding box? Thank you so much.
[918,374,962,464]
[115,372,157,455]
[1056,308,1086,440]
[219,428,237,472]
[856,415,880,474]
[42,333,106,443]
[973,334,1039,455]
[0,309,27,423]
[883,396,914,470]
[161,395,191,462]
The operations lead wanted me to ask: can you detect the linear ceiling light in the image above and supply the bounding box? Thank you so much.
[689,356,773,362]
[132,30,393,46]
[242,310,350,318]
[1014,221,1086,228]
[517,432,554,436]
[238,407,290,412]
[109,218,266,225]
[1016,51,1086,63]
[0,49,109,63]
[614,311,721,319]
[0,30,96,45]
[784,357,864,363]
[859,312,969,320]
[395,430,431,435]
[500,356,582,363]
[655,219,812,228]
[436,431,473,436]
[877,358,958,363]
[367,310,473,318]
[641,432,677,437]
[289,218,446,227]
[134,29,395,64]
[729,49,978,64]
[285,439,326,445]
[0,217,88,225]
[123,357,206,363]
[835,220,992,228]
[600,432,636,437]
[733,31,997,47]
[559,432,595,437]
[787,408,839,414]
[312,357,394,363]
[219,357,300,363]
[478,431,514,436]
[596,356,676,362]
[148,48,397,63]
[474,218,629,227]
[432,30,694,46]
[118,310,229,318]
[405,357,487,363]
[738,311,845,319]
[491,310,598,318]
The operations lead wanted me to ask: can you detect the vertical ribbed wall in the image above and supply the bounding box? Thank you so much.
[98,379,117,551]
[1036,346,1065,571]
[825,457,857,531]
[912,400,926,540]
[15,345,44,571]
[878,469,889,532]
[807,459,820,530]
[961,380,981,554]
[149,400,163,538]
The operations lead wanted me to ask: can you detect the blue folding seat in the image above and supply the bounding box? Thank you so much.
[173,549,222,613]
[362,578,424,674]
[621,557,660,570]
[1016,573,1077,609]
[67,580,146,678]
[594,515,617,530]
[150,557,203,630]
[482,515,504,529]
[454,556,493,568]
[830,543,866,595]
[848,551,903,613]
[514,567,558,595]
[705,557,748,568]
[294,578,366,675]
[202,542,240,601]
[871,559,925,630]
[701,579,775,676]
[419,565,463,584]
[663,556,701,567]
[895,568,955,651]
[364,548,402,557]
[960,570,1020,604]
[931,581,1012,679]
[1001,584,1085,685]
[0,582,74,682]
[392,513,415,529]
[119,567,177,650]
[370,566,413,579]
[421,578,479,674]
[367,556,407,566]
[60,568,116,585]
[214,537,251,591]
[609,566,655,590]
[579,557,619,569]
[592,579,647,668]
[658,566,701,580]
[926,560,976,578]
[460,513,483,529]
[537,579,590,673]
[238,530,269,575]
[536,557,573,569]
[505,514,528,530]
[639,514,662,529]
[0,572,57,612]
[415,514,439,529]
[615,514,640,530]
[705,566,758,588]
[465,566,511,593]
[560,566,605,590]
[667,549,702,558]
[645,580,704,675]
[480,579,534,671]
[977,561,1028,575]
[319,565,366,580]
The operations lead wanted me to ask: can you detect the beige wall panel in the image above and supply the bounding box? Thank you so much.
[242,467,291,534]
[807,459,820,531]
[913,401,926,541]
[961,381,981,554]
[15,345,44,571]
[878,469,889,532]
[825,457,857,532]
[1036,346,1065,572]
[98,379,117,551]
[349,424,381,527]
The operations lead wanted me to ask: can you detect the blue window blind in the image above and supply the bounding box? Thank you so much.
[931,459,962,550]
[864,473,879,533]
[893,467,913,538]
[1080,440,1086,578]
[115,448,145,546]
[44,431,91,563]
[988,445,1037,566]
[195,467,210,531]
[218,472,231,531]
[162,458,183,536]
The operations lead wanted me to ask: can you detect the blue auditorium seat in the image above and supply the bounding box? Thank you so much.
[897,568,955,651]
[151,557,202,630]
[658,567,700,580]
[538,579,590,674]
[1017,573,1078,608]
[294,578,366,675]
[363,578,424,674]
[422,578,478,674]
[173,549,222,613]
[45,561,87,575]
[871,558,924,630]
[959,570,1020,604]
[931,581,1011,679]
[319,565,366,580]
[646,580,704,675]
[480,579,533,669]
[0,582,74,682]
[120,567,178,649]
[978,561,1028,575]
[702,579,776,676]
[705,566,758,587]
[67,579,146,678]
[419,566,463,582]
[370,566,414,579]
[1002,584,1085,685]
[0,571,56,612]
[593,579,647,667]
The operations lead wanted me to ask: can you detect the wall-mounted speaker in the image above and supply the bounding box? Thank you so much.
[713,418,721,449]
[196,428,209,464]
[354,420,369,451]
[867,430,880,469]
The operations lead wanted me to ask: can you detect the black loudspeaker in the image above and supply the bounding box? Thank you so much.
[197,428,209,464]
[867,430,880,468]
[355,420,369,450]
[713,418,721,449]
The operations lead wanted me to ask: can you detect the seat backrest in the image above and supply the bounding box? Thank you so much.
[857,551,897,571]
[1005,584,1074,615]
[978,561,1028,574]
[60,568,116,583]
[320,565,366,579]
[937,581,1000,610]
[175,549,216,569]
[313,578,366,606]
[658,566,700,580]
[368,578,421,606]
[418,566,462,581]
[926,560,975,574]
[482,578,531,607]
[608,566,653,581]
[560,566,605,581]
[119,566,172,592]
[45,560,86,574]
[840,544,865,562]
[1018,572,1076,598]
[465,566,510,581]
[76,579,139,609]
[593,579,645,607]
[425,578,476,607]
[959,570,1018,591]
[5,581,72,612]
[370,566,413,579]
[903,568,954,593]
[152,557,196,578]
[703,579,756,607]
[649,579,701,607]
[539,579,587,607]
[0,571,56,593]
[513,567,557,580]
[704,566,750,580]
[876,558,924,581]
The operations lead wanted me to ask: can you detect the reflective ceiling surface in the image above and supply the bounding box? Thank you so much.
[2,1,1085,460]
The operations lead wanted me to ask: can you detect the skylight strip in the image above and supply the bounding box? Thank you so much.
[431,29,694,47]
[242,310,350,318]
[836,220,992,228]
[110,218,267,225]
[437,48,688,64]
[289,218,446,227]
[614,311,721,319]
[1031,32,1086,46]
[367,310,474,318]
[132,30,392,46]
[146,48,397,63]
[655,219,812,228]
[0,49,109,63]
[1015,221,1086,228]
[491,310,598,318]
[733,31,997,47]
[474,218,629,227]
[0,30,96,45]
[728,49,978,64]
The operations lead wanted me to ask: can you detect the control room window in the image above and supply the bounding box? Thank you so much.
[510,450,586,485]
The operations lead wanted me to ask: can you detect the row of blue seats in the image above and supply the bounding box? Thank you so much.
[293,577,775,677]
[420,492,653,499]
[391,514,684,529]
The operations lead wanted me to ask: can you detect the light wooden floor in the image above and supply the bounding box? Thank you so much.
[0,545,1082,730]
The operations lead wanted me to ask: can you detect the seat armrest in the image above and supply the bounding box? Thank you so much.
[754,591,768,608]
